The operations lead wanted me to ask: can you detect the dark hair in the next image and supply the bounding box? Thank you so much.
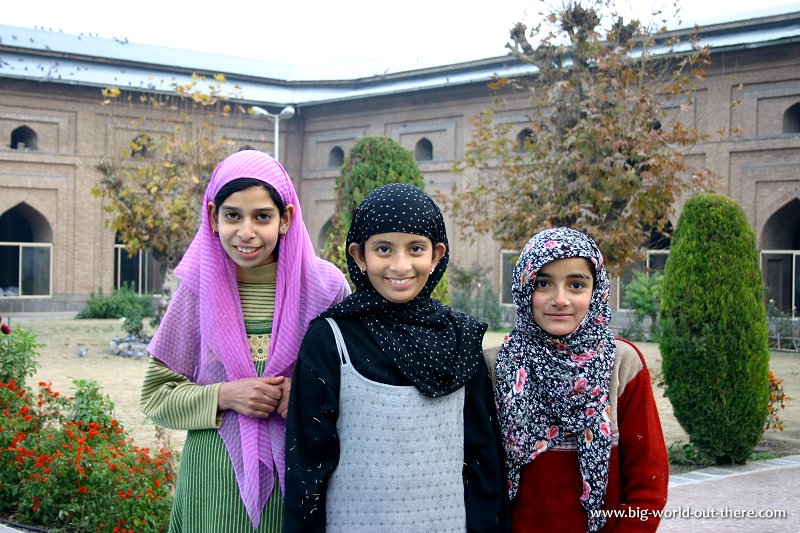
[213,178,285,217]
[213,177,286,259]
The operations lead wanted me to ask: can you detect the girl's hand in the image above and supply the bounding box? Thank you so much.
[277,377,292,419]
[218,376,285,418]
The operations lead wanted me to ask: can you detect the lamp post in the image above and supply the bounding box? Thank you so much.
[250,105,295,162]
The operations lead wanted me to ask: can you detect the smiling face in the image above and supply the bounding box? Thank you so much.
[348,232,446,304]
[531,257,594,337]
[208,185,294,269]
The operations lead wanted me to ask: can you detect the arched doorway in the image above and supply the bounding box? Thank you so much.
[317,219,334,256]
[760,198,800,316]
[0,203,53,297]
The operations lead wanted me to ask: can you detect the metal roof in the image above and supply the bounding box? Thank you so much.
[1,10,799,107]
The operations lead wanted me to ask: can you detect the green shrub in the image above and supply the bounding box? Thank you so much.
[659,193,770,464]
[70,378,116,427]
[0,325,40,385]
[450,266,502,329]
[666,440,707,467]
[621,271,663,341]
[0,378,174,532]
[77,283,154,322]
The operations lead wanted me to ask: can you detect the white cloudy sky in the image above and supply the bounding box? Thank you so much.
[3,0,799,75]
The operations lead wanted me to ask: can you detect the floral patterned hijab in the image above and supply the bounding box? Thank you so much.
[495,227,616,532]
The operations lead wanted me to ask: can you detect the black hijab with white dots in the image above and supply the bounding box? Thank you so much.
[322,183,487,397]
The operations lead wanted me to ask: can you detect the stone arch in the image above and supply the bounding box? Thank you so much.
[130,133,152,157]
[516,128,534,152]
[10,125,38,150]
[0,203,53,296]
[415,138,433,161]
[760,198,800,313]
[0,203,53,243]
[318,218,334,253]
[328,146,345,168]
[783,102,800,134]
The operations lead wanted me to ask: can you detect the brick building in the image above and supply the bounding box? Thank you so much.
[1,10,799,316]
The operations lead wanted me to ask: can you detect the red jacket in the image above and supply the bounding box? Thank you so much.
[509,338,669,532]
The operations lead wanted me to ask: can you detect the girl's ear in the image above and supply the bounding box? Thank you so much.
[431,242,446,270]
[280,204,295,235]
[348,242,366,272]
[207,201,219,233]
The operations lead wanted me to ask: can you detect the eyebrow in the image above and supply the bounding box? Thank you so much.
[536,272,592,279]
[372,238,428,246]
[220,205,276,213]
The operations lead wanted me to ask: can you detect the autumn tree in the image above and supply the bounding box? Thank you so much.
[446,0,715,275]
[93,74,247,307]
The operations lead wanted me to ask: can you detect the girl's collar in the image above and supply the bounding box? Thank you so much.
[236,261,277,284]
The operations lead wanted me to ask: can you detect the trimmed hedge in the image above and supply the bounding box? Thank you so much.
[659,194,770,464]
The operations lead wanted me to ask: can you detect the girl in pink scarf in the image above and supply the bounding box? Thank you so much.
[143,149,349,531]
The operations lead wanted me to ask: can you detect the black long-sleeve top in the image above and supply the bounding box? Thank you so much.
[284,317,509,532]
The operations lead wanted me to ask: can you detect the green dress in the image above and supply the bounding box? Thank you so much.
[141,262,283,532]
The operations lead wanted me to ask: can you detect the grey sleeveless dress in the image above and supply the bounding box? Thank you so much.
[324,318,467,532]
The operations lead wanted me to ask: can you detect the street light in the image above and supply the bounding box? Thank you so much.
[250,105,295,162]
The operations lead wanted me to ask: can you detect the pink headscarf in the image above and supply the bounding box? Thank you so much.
[148,150,347,528]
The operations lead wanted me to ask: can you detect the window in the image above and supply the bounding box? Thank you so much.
[0,243,52,297]
[783,102,800,134]
[415,138,433,161]
[10,126,38,150]
[0,204,52,297]
[114,241,164,295]
[516,128,534,152]
[499,250,519,305]
[130,134,152,157]
[761,250,799,317]
[328,146,345,168]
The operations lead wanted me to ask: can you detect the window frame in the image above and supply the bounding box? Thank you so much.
[0,241,53,298]
[114,244,163,296]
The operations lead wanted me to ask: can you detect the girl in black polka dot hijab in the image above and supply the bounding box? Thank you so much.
[285,183,508,531]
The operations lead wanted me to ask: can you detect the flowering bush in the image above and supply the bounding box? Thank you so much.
[0,316,39,384]
[0,325,175,532]
[766,370,788,431]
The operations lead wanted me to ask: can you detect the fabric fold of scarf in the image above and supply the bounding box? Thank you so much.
[148,150,346,528]
[494,227,616,533]
[322,182,486,397]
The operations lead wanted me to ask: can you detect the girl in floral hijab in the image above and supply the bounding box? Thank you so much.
[495,227,668,532]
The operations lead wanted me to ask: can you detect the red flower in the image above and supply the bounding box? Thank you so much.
[77,486,88,494]
[1,324,10,335]
[581,480,591,501]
